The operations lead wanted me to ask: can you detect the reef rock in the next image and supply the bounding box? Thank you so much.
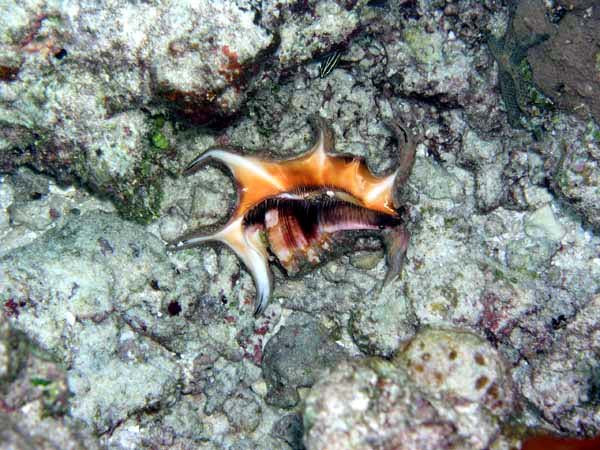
[519,294,600,435]
[262,312,349,408]
[0,0,273,221]
[303,328,516,450]
[528,2,600,122]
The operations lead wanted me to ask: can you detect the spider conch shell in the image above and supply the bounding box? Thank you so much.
[170,115,416,315]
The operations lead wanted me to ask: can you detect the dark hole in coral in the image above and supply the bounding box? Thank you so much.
[150,279,160,290]
[221,295,228,305]
[540,176,552,190]
[367,0,388,7]
[54,48,67,59]
[290,0,310,14]
[70,208,81,215]
[549,5,568,24]
[396,204,409,218]
[484,329,499,347]
[129,243,141,258]
[252,7,262,25]
[273,414,304,449]
[29,192,42,200]
[167,301,182,316]
[49,208,60,219]
[587,366,600,405]
[427,146,444,163]
[531,126,544,142]
[95,148,103,157]
[551,314,566,330]
[97,237,114,255]
[0,65,19,82]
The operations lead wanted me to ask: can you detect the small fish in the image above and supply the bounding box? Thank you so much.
[319,51,342,78]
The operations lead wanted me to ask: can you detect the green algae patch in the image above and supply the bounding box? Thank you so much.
[68,111,176,224]
[116,181,164,223]
[403,25,443,65]
[149,114,171,150]
[151,131,170,150]
[30,377,52,386]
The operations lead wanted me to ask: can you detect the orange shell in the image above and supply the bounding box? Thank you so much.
[172,116,415,315]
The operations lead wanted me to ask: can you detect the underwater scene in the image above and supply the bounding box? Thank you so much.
[1,0,600,449]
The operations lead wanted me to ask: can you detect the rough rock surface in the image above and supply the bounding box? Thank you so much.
[0,0,273,221]
[0,207,284,448]
[1,213,183,433]
[262,312,349,408]
[0,319,100,450]
[303,328,516,450]
[349,285,417,358]
[518,294,600,435]
[544,116,600,232]
[528,2,600,122]
[267,0,363,66]
[1,0,600,449]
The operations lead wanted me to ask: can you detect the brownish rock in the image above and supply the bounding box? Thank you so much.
[528,6,600,121]
[512,0,555,37]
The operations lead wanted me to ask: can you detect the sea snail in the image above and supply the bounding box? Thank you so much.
[170,115,416,315]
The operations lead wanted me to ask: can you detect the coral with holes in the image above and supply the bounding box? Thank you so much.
[303,328,517,450]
